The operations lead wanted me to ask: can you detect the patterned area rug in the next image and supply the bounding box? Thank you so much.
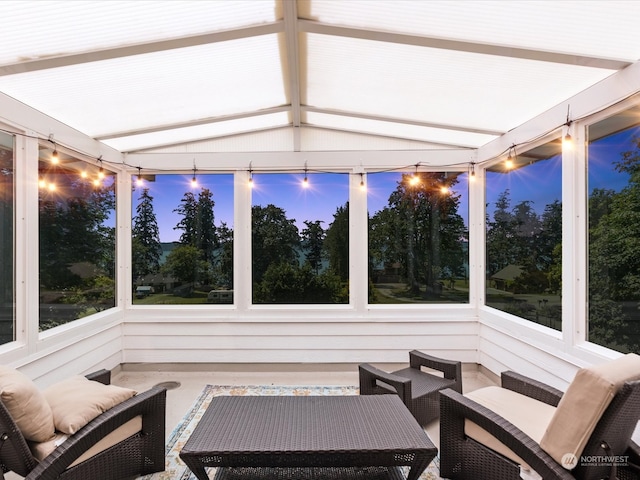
[138,385,442,480]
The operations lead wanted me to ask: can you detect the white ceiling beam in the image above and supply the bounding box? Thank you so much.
[303,106,504,136]
[95,106,291,140]
[0,22,284,76]
[282,0,302,151]
[126,148,476,171]
[298,20,632,70]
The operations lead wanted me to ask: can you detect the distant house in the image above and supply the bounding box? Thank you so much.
[491,265,523,291]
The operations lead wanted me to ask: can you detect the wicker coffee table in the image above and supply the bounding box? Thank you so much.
[179,395,437,480]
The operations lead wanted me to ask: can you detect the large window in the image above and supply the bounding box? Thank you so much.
[131,173,233,304]
[588,106,640,353]
[0,131,14,345]
[485,139,562,328]
[251,173,349,304]
[368,171,469,304]
[38,147,116,330]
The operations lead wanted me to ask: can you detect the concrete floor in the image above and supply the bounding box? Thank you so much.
[112,363,498,452]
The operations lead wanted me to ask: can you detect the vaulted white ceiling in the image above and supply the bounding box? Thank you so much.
[0,0,638,154]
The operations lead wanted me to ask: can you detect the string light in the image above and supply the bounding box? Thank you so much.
[38,176,47,189]
[97,156,105,180]
[191,166,198,188]
[563,105,573,150]
[409,164,420,186]
[359,173,366,191]
[469,163,476,182]
[302,167,309,188]
[248,168,254,188]
[136,167,144,187]
[505,146,514,170]
[440,185,450,194]
[48,134,59,164]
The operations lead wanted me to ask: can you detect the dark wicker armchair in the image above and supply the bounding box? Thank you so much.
[0,369,166,480]
[440,367,640,480]
[359,350,462,425]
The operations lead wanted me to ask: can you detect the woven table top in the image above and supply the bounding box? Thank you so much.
[180,395,435,455]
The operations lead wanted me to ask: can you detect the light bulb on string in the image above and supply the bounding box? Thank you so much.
[440,185,450,194]
[563,105,573,150]
[97,156,105,180]
[359,173,366,192]
[302,168,309,188]
[38,176,47,189]
[136,167,144,187]
[505,147,514,170]
[248,170,254,188]
[47,182,56,192]
[191,167,198,188]
[48,134,58,165]
[80,170,88,179]
[409,164,420,186]
[563,123,573,150]
[469,163,476,182]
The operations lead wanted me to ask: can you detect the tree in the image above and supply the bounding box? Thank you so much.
[39,179,115,290]
[196,188,218,264]
[486,190,517,276]
[301,220,325,274]
[370,172,466,297]
[251,204,300,284]
[587,137,640,352]
[132,188,162,280]
[325,203,349,281]
[213,221,233,288]
[174,191,198,246]
[161,245,210,287]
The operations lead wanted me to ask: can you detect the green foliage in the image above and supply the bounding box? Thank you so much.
[162,244,210,286]
[369,172,467,297]
[587,136,640,352]
[251,204,300,283]
[253,262,346,304]
[39,181,115,290]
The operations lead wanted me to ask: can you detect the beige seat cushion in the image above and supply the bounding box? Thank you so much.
[0,366,55,442]
[464,386,557,472]
[30,415,142,467]
[43,376,137,434]
[540,353,640,469]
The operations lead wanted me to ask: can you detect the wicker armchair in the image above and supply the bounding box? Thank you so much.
[0,369,166,480]
[359,350,462,425]
[440,367,640,480]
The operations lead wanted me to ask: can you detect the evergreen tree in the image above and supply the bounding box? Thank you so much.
[196,188,218,264]
[132,188,161,280]
[325,203,349,281]
[301,220,325,274]
[174,191,198,246]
